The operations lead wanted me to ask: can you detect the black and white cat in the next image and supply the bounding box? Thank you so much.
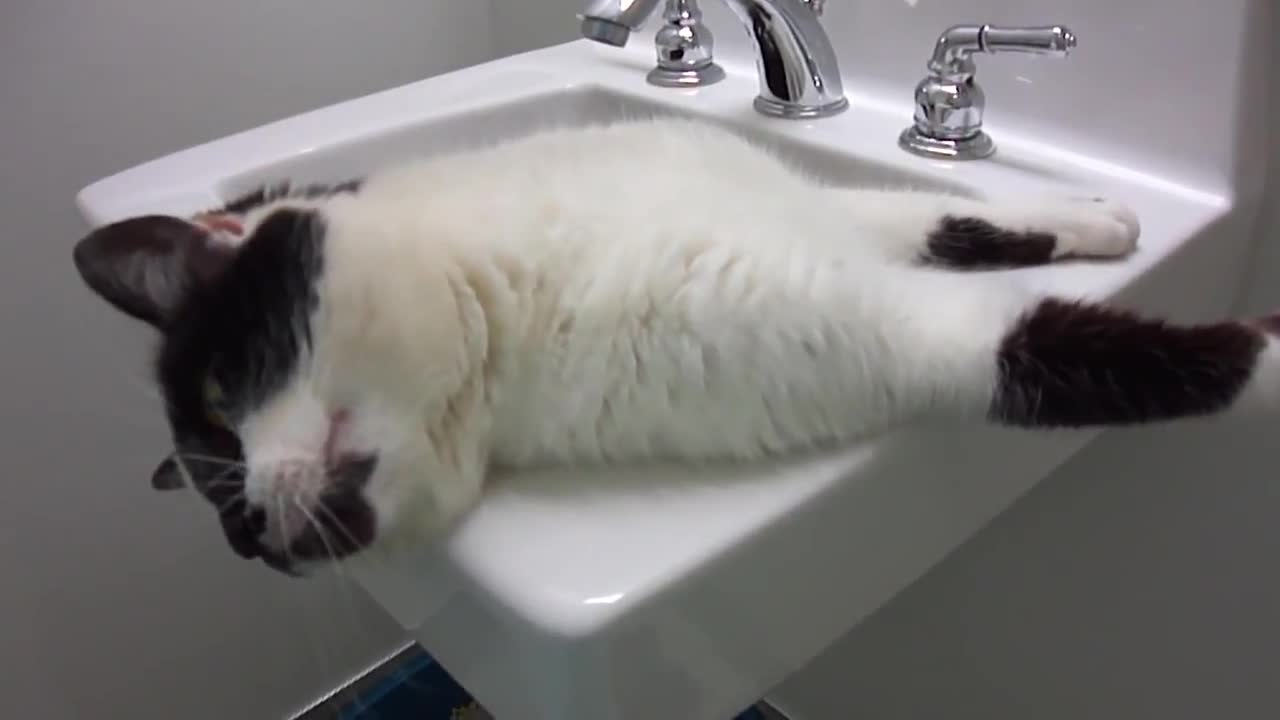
[72,119,1279,575]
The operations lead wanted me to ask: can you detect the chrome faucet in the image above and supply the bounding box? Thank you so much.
[899,24,1077,160]
[579,0,848,119]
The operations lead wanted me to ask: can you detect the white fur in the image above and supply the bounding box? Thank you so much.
[228,119,1141,546]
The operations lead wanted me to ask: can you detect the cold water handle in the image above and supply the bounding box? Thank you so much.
[899,24,1078,161]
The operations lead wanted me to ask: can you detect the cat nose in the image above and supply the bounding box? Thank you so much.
[244,454,380,573]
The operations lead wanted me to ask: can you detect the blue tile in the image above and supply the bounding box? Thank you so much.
[339,645,768,719]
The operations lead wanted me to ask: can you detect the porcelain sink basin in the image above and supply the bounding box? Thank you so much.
[77,40,1243,720]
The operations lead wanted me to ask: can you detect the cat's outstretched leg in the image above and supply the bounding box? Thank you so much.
[834,189,1140,269]
[981,299,1280,428]
[901,283,1280,429]
[835,190,1280,427]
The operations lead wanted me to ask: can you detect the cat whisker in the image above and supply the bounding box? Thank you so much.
[294,498,340,566]
[171,452,246,470]
[311,500,364,556]
[276,496,298,566]
[168,454,245,490]
[200,467,247,507]
[277,497,356,689]
[295,498,368,614]
[293,494,392,711]
[215,491,246,515]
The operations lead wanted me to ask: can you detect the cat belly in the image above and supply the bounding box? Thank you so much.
[490,371,893,468]
[485,258,918,468]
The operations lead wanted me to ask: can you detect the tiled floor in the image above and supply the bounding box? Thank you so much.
[304,644,780,719]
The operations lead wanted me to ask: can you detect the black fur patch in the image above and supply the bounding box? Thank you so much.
[990,299,1266,427]
[155,208,327,566]
[217,178,362,215]
[922,216,1056,269]
[160,208,324,406]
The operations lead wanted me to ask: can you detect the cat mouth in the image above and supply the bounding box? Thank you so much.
[243,511,374,576]
[225,456,380,575]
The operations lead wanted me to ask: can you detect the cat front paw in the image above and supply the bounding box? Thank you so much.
[1014,196,1141,261]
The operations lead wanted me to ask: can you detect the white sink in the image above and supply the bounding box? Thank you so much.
[78,40,1244,720]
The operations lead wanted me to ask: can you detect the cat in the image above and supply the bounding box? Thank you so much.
[72,118,1278,576]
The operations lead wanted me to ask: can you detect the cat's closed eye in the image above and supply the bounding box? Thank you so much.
[203,377,232,428]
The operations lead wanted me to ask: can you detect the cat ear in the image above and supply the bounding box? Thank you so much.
[72,215,237,329]
[150,456,188,491]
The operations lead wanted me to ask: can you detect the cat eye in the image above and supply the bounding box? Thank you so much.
[203,377,231,428]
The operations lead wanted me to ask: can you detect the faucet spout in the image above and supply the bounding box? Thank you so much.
[579,0,847,119]
[718,0,847,117]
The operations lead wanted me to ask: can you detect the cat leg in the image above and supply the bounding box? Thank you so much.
[982,298,1280,428]
[828,192,1280,427]
[883,273,1280,428]
[820,255,1280,429]
[832,189,1140,269]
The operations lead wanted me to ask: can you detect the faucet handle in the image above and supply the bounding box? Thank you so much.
[980,25,1076,56]
[929,24,1076,76]
[900,24,1078,160]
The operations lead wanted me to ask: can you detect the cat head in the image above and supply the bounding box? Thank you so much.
[73,186,484,575]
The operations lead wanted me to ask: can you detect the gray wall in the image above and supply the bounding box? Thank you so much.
[492,0,579,58]
[0,1,492,717]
